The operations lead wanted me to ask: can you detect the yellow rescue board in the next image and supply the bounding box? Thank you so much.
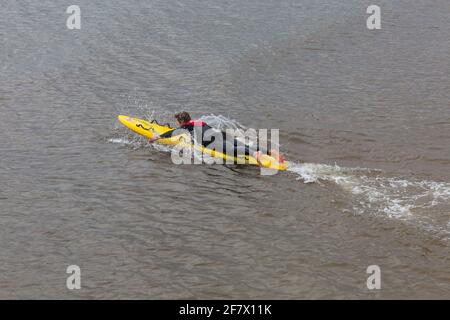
[118,115,287,171]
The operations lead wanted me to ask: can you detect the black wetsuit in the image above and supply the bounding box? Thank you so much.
[158,120,265,157]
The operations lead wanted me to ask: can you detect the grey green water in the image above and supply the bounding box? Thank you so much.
[1,0,450,298]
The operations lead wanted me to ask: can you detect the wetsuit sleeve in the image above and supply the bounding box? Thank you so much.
[158,129,176,139]
[229,136,268,156]
[158,125,192,139]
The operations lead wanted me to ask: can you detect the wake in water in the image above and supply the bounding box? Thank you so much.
[111,111,450,238]
[288,163,450,238]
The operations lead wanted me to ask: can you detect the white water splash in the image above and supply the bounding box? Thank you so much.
[108,136,172,153]
[108,137,135,145]
[108,137,142,149]
[199,114,247,132]
[288,162,450,236]
[199,113,281,151]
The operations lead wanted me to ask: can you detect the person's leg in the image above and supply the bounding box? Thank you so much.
[252,142,284,164]
[221,132,285,164]
[255,137,284,163]
[235,139,250,157]
[268,149,284,163]
[231,138,285,165]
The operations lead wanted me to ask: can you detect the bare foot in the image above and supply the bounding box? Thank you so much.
[269,149,285,163]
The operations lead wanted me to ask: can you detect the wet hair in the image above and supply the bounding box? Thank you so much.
[174,111,191,124]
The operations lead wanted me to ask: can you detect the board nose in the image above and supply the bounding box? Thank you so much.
[118,115,134,124]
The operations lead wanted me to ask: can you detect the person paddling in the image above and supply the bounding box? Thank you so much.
[149,111,284,164]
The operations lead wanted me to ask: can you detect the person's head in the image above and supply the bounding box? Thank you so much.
[174,111,191,125]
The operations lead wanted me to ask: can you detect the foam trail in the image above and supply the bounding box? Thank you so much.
[288,162,450,237]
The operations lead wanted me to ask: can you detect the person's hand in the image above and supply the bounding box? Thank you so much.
[149,137,157,143]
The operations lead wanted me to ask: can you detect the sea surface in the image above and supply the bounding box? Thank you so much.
[1,0,450,298]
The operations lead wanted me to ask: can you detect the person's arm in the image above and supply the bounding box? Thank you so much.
[149,129,176,143]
